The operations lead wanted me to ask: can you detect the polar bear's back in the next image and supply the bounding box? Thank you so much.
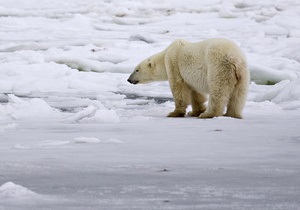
[168,38,247,94]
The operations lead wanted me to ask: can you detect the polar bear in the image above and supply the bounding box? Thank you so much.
[127,38,249,119]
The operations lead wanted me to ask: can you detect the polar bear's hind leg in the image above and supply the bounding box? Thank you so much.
[188,90,207,117]
[199,63,235,118]
[225,71,248,119]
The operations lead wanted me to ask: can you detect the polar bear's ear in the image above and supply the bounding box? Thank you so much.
[147,59,152,68]
[148,60,155,68]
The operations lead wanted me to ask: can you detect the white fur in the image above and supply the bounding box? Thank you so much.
[128,38,249,119]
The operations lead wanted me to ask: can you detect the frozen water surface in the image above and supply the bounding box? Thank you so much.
[0,0,300,209]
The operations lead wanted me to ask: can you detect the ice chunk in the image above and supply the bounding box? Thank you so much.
[14,140,70,150]
[272,79,300,104]
[74,137,101,144]
[79,109,120,124]
[249,63,297,85]
[103,138,123,144]
[0,182,37,199]
[129,33,155,43]
[66,105,97,123]
[0,123,17,132]
[74,137,122,144]
[4,95,60,120]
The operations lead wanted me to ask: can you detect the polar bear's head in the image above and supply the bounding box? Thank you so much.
[127,52,167,85]
[127,58,155,84]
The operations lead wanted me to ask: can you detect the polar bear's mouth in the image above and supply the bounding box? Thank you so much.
[127,79,139,84]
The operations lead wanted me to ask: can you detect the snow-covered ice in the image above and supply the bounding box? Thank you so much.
[74,137,123,144]
[0,182,38,199]
[0,0,300,209]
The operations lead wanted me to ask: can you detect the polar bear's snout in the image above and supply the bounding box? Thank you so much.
[127,78,138,84]
[127,75,139,84]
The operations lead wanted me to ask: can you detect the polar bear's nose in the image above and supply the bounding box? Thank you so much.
[127,78,138,84]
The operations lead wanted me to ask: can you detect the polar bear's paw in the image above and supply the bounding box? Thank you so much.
[167,110,185,117]
[187,111,199,117]
[224,112,242,119]
[188,108,206,117]
[199,112,217,119]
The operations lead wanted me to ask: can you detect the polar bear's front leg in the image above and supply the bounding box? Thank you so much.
[167,76,190,118]
[165,54,190,117]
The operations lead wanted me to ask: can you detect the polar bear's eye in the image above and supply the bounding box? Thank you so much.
[136,69,139,72]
